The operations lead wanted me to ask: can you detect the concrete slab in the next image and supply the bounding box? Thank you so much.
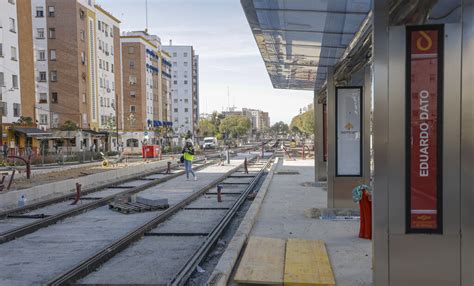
[79,236,205,285]
[246,159,372,286]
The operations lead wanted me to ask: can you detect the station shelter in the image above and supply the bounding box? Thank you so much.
[242,0,473,285]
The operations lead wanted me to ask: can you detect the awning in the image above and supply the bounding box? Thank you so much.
[153,120,162,127]
[12,127,52,137]
[241,0,371,91]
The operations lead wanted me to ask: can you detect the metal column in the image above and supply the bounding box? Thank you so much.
[461,0,474,284]
[314,90,327,182]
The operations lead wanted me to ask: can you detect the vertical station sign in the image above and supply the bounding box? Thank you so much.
[406,25,443,233]
[335,87,362,176]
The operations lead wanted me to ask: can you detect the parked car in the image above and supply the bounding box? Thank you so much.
[202,137,218,149]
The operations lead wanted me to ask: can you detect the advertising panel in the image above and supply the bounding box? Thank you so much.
[336,87,362,176]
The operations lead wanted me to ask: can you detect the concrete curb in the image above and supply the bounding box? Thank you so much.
[0,159,174,211]
[207,157,280,286]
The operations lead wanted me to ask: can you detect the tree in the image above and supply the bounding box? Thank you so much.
[197,118,217,137]
[14,116,34,126]
[219,115,251,139]
[270,121,289,135]
[290,107,314,136]
[60,120,79,131]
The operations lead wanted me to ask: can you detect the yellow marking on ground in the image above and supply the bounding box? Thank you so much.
[234,236,286,285]
[284,239,336,286]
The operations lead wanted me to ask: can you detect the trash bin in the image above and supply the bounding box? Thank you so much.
[142,145,161,158]
[352,184,372,240]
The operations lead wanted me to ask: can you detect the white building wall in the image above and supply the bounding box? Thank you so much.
[31,0,50,129]
[162,45,194,135]
[0,0,21,124]
[96,10,118,130]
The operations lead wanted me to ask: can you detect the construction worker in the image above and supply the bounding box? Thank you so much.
[182,139,197,181]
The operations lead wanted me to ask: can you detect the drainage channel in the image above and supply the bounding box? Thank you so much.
[47,156,273,286]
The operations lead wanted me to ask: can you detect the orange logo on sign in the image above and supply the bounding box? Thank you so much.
[416,31,433,51]
[345,122,353,130]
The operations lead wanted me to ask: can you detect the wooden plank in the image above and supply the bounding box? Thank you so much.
[234,236,286,285]
[284,239,335,286]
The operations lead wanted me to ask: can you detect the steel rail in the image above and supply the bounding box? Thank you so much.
[46,158,257,286]
[0,160,215,244]
[168,156,274,286]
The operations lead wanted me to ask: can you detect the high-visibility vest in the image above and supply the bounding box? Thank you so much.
[184,152,194,161]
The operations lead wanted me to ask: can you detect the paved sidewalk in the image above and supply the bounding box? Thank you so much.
[248,159,372,286]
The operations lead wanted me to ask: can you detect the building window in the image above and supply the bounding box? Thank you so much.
[38,50,46,61]
[48,28,56,39]
[129,76,136,85]
[130,91,136,98]
[48,6,55,17]
[50,71,57,82]
[81,51,86,65]
[11,46,17,61]
[80,30,85,41]
[174,98,178,103]
[183,52,188,57]
[50,49,56,61]
[99,59,102,69]
[9,18,15,33]
[185,117,189,124]
[0,73,4,87]
[39,71,47,82]
[0,44,3,57]
[130,105,136,113]
[82,93,86,103]
[12,75,18,88]
[173,61,177,66]
[0,102,7,116]
[36,6,44,17]
[173,80,177,84]
[172,52,177,57]
[128,46,135,54]
[51,92,58,103]
[8,0,15,4]
[39,93,47,103]
[184,108,189,112]
[184,80,188,85]
[126,139,139,147]
[173,108,178,112]
[184,99,188,103]
[100,97,103,107]
[13,103,20,117]
[183,61,188,67]
[39,114,48,124]
[37,28,45,39]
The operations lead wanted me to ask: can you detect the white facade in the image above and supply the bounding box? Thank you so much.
[162,45,196,135]
[0,0,22,124]
[96,9,118,130]
[31,0,50,129]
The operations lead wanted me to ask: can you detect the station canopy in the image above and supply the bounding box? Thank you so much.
[241,0,372,91]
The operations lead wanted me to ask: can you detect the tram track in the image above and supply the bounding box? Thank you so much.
[48,155,273,285]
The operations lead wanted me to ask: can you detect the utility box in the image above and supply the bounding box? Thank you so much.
[142,145,161,158]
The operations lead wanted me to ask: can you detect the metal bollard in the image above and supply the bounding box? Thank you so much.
[166,161,172,174]
[71,183,82,205]
[244,157,249,174]
[217,184,223,203]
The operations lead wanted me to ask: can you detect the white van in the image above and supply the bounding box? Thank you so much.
[202,137,218,149]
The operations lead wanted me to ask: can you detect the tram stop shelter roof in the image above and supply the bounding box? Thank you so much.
[241,0,372,91]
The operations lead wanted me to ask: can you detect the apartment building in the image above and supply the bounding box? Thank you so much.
[0,0,22,126]
[161,50,172,123]
[121,30,172,148]
[162,44,199,136]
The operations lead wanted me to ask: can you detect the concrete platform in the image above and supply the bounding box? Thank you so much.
[221,159,372,286]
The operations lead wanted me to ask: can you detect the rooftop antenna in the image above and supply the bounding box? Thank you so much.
[145,0,148,32]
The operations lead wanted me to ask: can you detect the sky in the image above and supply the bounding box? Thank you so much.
[97,0,313,124]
